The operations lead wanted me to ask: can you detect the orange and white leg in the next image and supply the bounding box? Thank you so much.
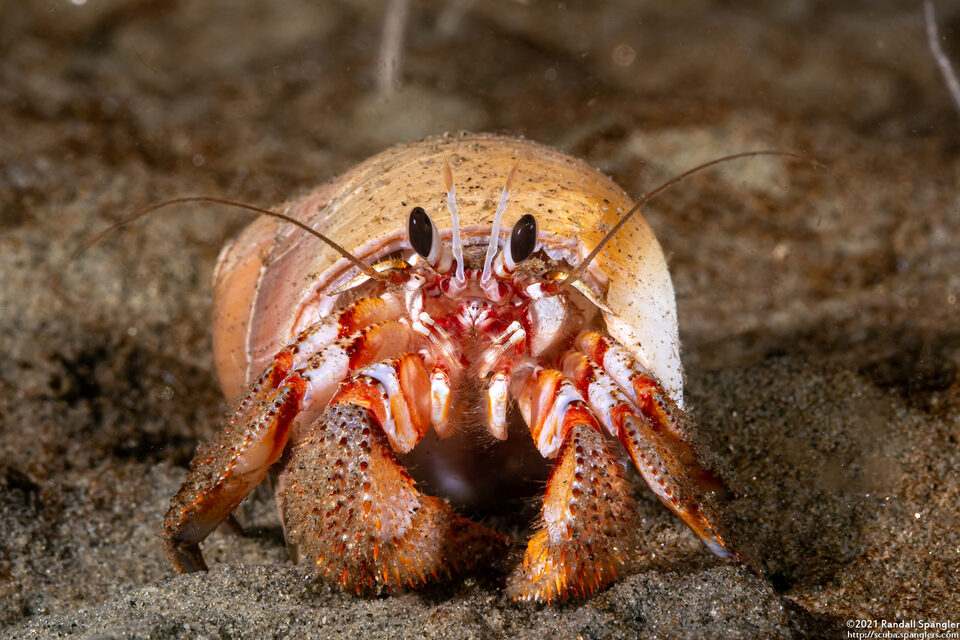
[230,294,404,420]
[162,372,307,573]
[507,368,639,602]
[276,353,505,594]
[567,332,734,559]
[161,318,416,573]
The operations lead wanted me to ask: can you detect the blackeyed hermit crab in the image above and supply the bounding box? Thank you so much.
[159,133,745,602]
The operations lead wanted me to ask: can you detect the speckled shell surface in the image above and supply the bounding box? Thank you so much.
[212,133,682,405]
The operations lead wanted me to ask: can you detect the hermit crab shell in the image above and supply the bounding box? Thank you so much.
[211,133,682,406]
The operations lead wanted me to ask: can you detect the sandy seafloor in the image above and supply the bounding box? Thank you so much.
[1,1,959,638]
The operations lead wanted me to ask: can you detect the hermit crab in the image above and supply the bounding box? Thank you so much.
[158,133,749,602]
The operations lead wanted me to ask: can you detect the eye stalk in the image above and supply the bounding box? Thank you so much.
[407,206,452,272]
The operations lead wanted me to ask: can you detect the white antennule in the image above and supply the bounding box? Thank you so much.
[442,158,466,283]
[481,159,520,284]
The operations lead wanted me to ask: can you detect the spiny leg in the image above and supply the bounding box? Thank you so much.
[277,354,506,594]
[161,318,415,573]
[568,333,734,558]
[163,376,306,572]
[508,368,639,602]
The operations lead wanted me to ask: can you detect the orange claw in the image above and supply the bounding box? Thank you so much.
[277,402,506,595]
[511,367,640,602]
[508,420,638,602]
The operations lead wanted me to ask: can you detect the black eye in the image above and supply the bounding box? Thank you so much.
[509,214,538,264]
[407,206,434,258]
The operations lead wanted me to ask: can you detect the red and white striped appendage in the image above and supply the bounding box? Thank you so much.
[566,332,733,559]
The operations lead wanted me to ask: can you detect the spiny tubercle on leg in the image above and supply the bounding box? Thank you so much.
[163,377,306,572]
[277,402,506,595]
[563,345,734,559]
[508,420,640,602]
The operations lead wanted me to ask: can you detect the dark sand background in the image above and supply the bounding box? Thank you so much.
[2,1,959,638]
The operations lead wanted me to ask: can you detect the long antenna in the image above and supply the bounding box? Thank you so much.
[70,196,388,281]
[561,150,824,287]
